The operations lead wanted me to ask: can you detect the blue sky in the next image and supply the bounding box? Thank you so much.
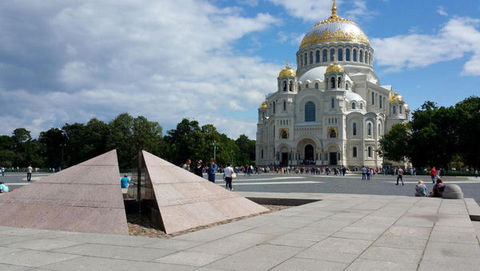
[0,0,479,139]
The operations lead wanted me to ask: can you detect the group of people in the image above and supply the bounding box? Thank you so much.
[415,179,445,197]
[361,166,377,180]
[182,158,236,190]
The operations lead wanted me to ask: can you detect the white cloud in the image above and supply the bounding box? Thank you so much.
[268,0,371,22]
[0,0,282,139]
[372,17,480,75]
[437,6,448,17]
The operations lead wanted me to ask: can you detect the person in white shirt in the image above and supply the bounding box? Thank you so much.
[224,164,234,190]
[27,165,33,182]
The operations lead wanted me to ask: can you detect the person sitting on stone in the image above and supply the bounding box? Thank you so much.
[120,175,130,188]
[429,179,445,197]
[415,180,427,197]
[0,182,9,193]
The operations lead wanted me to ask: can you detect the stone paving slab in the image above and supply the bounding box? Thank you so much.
[0,192,479,270]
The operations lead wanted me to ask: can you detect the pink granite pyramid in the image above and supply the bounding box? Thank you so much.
[0,150,128,235]
[142,151,268,234]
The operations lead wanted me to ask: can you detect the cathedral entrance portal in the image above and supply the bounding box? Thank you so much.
[329,152,338,165]
[305,145,314,164]
[281,153,288,166]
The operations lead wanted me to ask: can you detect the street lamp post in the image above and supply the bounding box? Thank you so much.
[212,141,219,161]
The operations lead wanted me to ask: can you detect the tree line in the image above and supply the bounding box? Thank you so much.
[0,114,255,170]
[380,96,480,170]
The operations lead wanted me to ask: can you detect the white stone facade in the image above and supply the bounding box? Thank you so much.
[256,4,409,168]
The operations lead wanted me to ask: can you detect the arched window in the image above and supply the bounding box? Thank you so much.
[330,77,335,89]
[273,101,276,114]
[352,103,356,110]
[306,84,309,89]
[316,50,320,63]
[399,106,403,114]
[322,49,328,62]
[331,98,335,109]
[353,49,357,62]
[393,106,396,114]
[371,92,375,105]
[283,81,287,91]
[368,147,372,157]
[365,53,369,64]
[353,122,357,135]
[330,49,335,61]
[304,101,316,122]
[338,49,343,61]
[378,123,381,136]
[368,123,372,136]
[346,83,349,90]
[304,53,307,66]
[353,147,357,158]
[346,48,351,61]
[300,57,303,67]
[261,149,264,159]
[360,103,363,109]
[309,51,313,64]
[360,50,363,62]
[337,76,341,88]
[379,95,383,108]
[283,100,286,111]
[289,81,293,92]
[315,82,319,89]
[329,129,337,138]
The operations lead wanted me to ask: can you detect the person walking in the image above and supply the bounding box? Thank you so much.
[396,167,404,186]
[207,159,217,183]
[361,166,366,180]
[475,169,478,178]
[27,165,33,182]
[430,167,437,184]
[193,160,203,177]
[224,164,234,190]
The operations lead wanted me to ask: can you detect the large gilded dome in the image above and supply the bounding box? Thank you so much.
[300,1,370,49]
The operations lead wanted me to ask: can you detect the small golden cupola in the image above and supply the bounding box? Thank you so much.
[259,101,268,109]
[389,90,404,103]
[279,61,296,77]
[326,61,344,74]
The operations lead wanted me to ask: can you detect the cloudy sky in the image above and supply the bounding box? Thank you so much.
[0,0,479,139]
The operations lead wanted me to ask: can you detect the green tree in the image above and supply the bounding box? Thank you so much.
[235,134,256,166]
[379,123,409,162]
[456,96,480,169]
[38,128,66,168]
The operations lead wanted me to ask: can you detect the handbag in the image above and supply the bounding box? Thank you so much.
[231,172,237,179]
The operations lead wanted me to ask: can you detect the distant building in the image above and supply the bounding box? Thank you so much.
[256,1,409,168]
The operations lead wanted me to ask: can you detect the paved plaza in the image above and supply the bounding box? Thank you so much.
[2,172,480,270]
[0,192,479,270]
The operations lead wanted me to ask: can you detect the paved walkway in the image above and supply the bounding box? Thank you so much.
[0,192,479,270]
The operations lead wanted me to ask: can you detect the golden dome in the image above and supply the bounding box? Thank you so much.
[403,104,410,111]
[300,0,370,49]
[326,61,344,74]
[389,91,404,103]
[259,101,268,109]
[279,63,296,77]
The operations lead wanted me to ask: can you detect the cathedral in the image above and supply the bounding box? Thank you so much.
[256,1,409,168]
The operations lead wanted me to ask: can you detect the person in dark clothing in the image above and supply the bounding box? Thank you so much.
[429,179,445,197]
[207,158,217,183]
[193,160,204,177]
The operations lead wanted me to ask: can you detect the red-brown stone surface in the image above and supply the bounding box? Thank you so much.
[142,151,268,234]
[0,150,128,235]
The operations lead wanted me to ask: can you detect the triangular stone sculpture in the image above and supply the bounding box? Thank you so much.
[141,150,268,234]
[0,150,128,235]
